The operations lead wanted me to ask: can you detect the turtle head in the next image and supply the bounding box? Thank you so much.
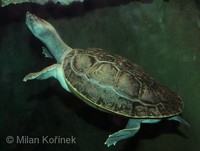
[26,11,56,41]
[25,12,72,63]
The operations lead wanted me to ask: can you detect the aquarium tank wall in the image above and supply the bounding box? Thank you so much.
[0,0,200,151]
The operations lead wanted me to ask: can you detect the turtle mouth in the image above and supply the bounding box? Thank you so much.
[26,11,38,32]
[25,12,46,36]
[26,11,39,25]
[26,12,45,27]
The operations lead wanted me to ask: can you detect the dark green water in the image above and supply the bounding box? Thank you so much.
[0,0,200,150]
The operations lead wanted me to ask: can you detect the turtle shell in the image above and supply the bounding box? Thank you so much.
[63,48,183,118]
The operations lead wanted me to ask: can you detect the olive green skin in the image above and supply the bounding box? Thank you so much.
[63,48,183,118]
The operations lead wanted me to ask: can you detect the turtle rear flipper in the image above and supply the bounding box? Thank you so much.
[105,118,163,147]
[168,115,190,127]
[104,119,141,147]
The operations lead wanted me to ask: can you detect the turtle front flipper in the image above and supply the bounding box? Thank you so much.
[23,64,70,92]
[23,64,59,81]
[104,119,141,147]
[42,47,53,58]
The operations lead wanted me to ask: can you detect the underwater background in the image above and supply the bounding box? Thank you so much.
[0,0,200,150]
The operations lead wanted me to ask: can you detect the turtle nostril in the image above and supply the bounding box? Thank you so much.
[26,11,32,18]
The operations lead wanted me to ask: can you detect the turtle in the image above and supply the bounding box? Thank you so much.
[23,12,190,147]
